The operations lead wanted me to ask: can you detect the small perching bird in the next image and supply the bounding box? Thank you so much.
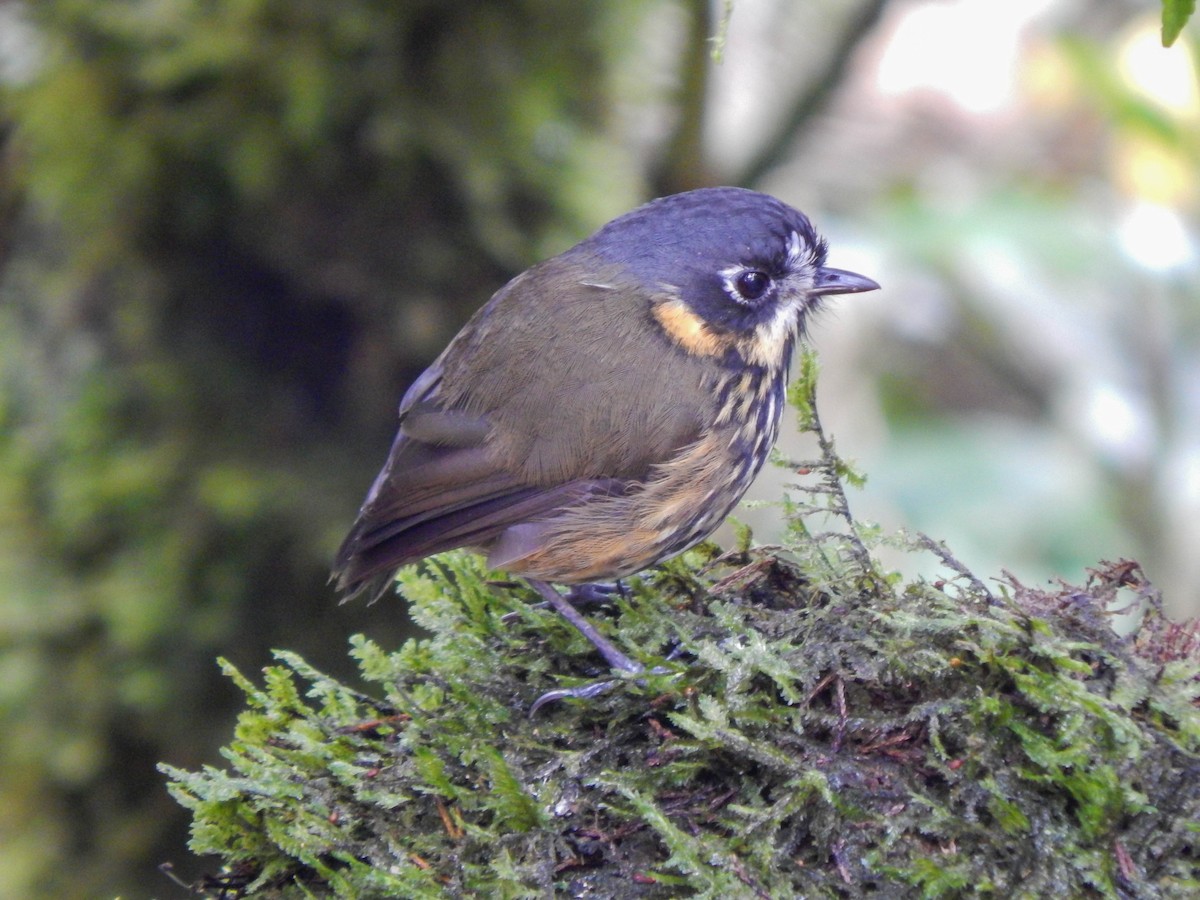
[334,187,878,683]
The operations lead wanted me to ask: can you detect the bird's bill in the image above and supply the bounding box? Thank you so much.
[811,267,880,296]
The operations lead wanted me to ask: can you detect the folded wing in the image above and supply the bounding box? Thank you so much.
[332,400,626,601]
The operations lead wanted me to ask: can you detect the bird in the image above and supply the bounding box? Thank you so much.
[333,187,878,684]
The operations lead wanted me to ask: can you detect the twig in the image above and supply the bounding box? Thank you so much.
[916,532,995,604]
[740,0,890,188]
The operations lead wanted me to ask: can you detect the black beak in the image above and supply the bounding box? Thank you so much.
[811,267,880,297]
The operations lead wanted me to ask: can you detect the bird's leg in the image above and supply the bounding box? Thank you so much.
[525,578,642,674]
[523,580,674,714]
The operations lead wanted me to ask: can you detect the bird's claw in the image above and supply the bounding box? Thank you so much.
[530,679,619,715]
[529,665,672,715]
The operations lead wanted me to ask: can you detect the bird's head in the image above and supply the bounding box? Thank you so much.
[584,187,879,369]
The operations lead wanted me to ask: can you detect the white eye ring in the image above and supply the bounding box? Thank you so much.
[720,265,773,305]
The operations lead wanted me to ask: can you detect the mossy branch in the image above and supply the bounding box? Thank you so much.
[164,350,1200,898]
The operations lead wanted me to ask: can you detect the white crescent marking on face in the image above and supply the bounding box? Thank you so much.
[786,230,804,267]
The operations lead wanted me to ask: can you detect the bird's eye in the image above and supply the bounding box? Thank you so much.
[734,270,771,302]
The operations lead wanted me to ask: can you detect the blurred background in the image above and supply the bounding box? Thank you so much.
[0,0,1195,896]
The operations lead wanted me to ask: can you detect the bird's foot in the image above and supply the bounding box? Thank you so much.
[564,580,627,606]
[523,577,683,713]
[499,579,626,624]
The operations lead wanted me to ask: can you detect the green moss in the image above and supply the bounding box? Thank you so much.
[164,356,1200,897]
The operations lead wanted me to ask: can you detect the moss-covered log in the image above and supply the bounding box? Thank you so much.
[164,363,1200,898]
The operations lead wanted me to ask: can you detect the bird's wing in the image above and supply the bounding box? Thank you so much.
[332,402,628,601]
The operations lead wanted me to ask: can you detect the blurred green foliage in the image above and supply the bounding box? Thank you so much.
[0,2,648,896]
[1163,0,1196,46]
